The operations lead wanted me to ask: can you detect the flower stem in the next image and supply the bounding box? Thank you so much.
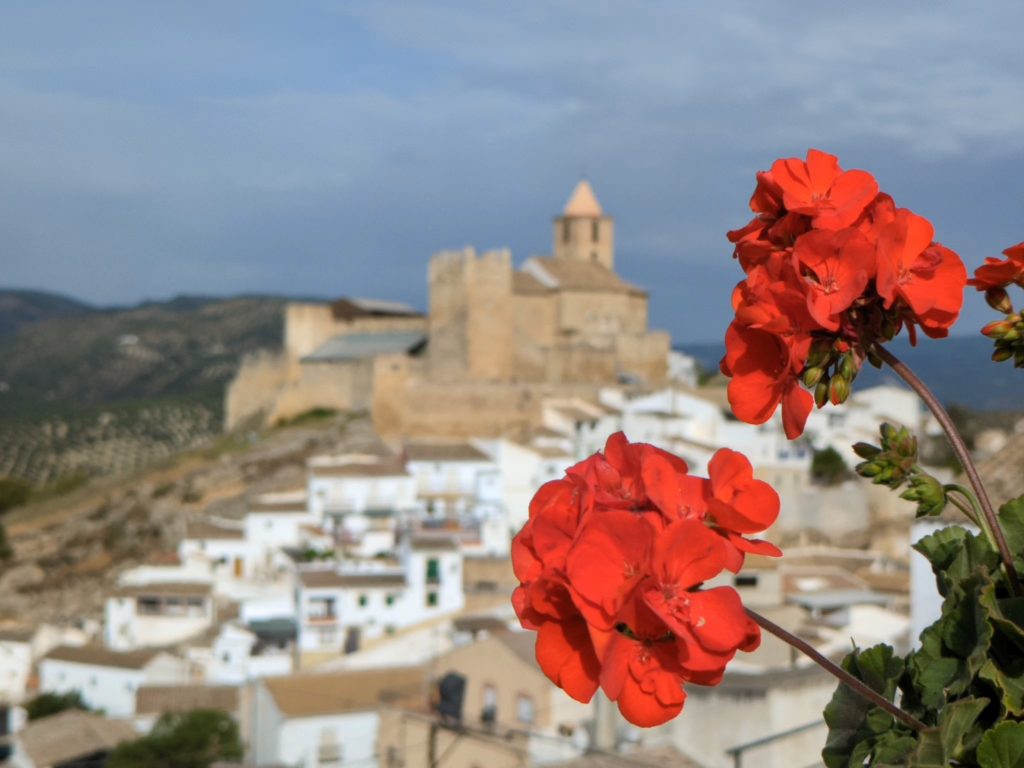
[873,343,1021,596]
[746,608,927,733]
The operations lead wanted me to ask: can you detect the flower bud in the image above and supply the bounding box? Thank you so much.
[805,340,833,369]
[1003,328,1021,342]
[856,460,882,478]
[828,375,850,405]
[839,353,858,381]
[993,347,1014,363]
[802,366,825,388]
[982,319,1015,338]
[852,442,882,460]
[880,423,899,445]
[814,377,830,408]
[899,475,946,518]
[986,287,1013,314]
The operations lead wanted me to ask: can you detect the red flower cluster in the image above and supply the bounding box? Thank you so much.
[723,149,967,439]
[970,243,1024,366]
[511,433,779,727]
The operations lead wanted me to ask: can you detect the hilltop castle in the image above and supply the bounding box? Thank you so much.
[225,181,670,437]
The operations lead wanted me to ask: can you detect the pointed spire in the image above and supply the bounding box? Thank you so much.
[562,180,603,218]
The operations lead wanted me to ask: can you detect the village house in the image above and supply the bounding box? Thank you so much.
[248,665,426,767]
[37,645,191,718]
[104,581,215,652]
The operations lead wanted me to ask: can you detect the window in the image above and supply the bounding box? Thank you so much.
[309,597,336,620]
[137,597,161,615]
[318,625,337,646]
[358,594,368,608]
[385,594,396,607]
[591,220,600,242]
[735,574,759,588]
[426,591,439,608]
[516,694,535,724]
[481,683,498,724]
[562,220,571,243]
[426,558,440,585]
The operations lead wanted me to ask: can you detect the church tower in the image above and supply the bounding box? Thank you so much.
[553,180,615,271]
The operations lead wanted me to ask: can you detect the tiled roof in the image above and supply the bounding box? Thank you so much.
[264,666,426,718]
[302,331,426,363]
[18,710,136,767]
[309,460,409,478]
[493,630,538,668]
[299,570,407,589]
[511,271,550,295]
[562,180,603,218]
[524,257,644,296]
[409,535,460,552]
[112,582,213,598]
[185,521,244,540]
[42,644,163,670]
[136,684,240,715]
[404,442,491,462]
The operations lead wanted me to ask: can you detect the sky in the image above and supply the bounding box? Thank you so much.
[2,1,1023,343]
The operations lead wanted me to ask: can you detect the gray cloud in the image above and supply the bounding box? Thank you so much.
[1,1,1022,341]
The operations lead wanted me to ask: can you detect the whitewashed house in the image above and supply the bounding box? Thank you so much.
[249,666,425,768]
[38,645,190,718]
[0,628,34,705]
[307,455,416,522]
[178,520,250,580]
[183,622,293,684]
[405,442,502,519]
[104,582,215,651]
[244,491,319,571]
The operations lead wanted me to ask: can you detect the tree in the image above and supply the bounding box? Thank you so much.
[0,477,31,514]
[811,446,849,486]
[106,709,243,768]
[24,691,89,721]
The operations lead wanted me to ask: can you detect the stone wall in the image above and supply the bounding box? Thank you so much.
[225,350,296,430]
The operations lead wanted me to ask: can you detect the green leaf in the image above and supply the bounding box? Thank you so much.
[907,625,960,712]
[978,721,1024,768]
[937,696,988,761]
[913,526,998,597]
[907,729,945,768]
[822,645,909,768]
[997,495,1024,575]
[980,659,1024,718]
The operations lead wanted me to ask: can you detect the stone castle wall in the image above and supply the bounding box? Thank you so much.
[225,350,297,429]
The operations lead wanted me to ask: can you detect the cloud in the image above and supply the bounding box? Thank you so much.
[0,1,1022,340]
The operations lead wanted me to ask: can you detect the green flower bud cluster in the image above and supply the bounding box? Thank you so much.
[803,339,861,408]
[853,423,946,517]
[852,422,919,490]
[982,313,1024,367]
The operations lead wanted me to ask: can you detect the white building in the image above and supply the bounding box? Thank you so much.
[0,629,34,705]
[38,645,190,718]
[307,455,416,522]
[178,520,250,580]
[296,535,465,657]
[104,581,215,651]
[404,442,502,519]
[245,491,320,570]
[183,622,293,684]
[249,666,425,767]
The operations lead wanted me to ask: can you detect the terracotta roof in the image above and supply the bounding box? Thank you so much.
[562,180,603,218]
[976,432,1024,508]
[17,710,136,766]
[136,684,240,716]
[185,521,244,540]
[299,570,407,589]
[42,644,163,670]
[249,496,309,514]
[493,631,538,668]
[0,626,35,643]
[112,582,213,598]
[329,297,421,320]
[525,257,644,295]
[309,460,409,478]
[549,745,705,768]
[264,666,426,718]
[404,442,491,463]
[409,535,460,552]
[511,271,550,295]
[453,616,510,634]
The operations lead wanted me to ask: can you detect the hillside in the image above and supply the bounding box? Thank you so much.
[0,288,94,338]
[0,292,286,485]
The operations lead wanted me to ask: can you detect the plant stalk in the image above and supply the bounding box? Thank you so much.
[747,609,927,733]
[873,344,1021,595]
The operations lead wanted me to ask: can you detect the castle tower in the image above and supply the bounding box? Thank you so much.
[553,180,615,271]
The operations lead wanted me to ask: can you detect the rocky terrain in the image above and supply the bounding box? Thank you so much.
[0,412,383,626]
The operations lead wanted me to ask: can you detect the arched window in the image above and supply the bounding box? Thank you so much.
[592,220,600,242]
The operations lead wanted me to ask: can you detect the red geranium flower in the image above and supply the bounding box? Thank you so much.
[771,149,879,230]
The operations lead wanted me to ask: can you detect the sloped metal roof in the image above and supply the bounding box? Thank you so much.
[302,331,426,363]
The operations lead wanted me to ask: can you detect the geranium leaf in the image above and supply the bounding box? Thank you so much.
[980,659,1024,718]
[996,496,1024,574]
[978,721,1024,768]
